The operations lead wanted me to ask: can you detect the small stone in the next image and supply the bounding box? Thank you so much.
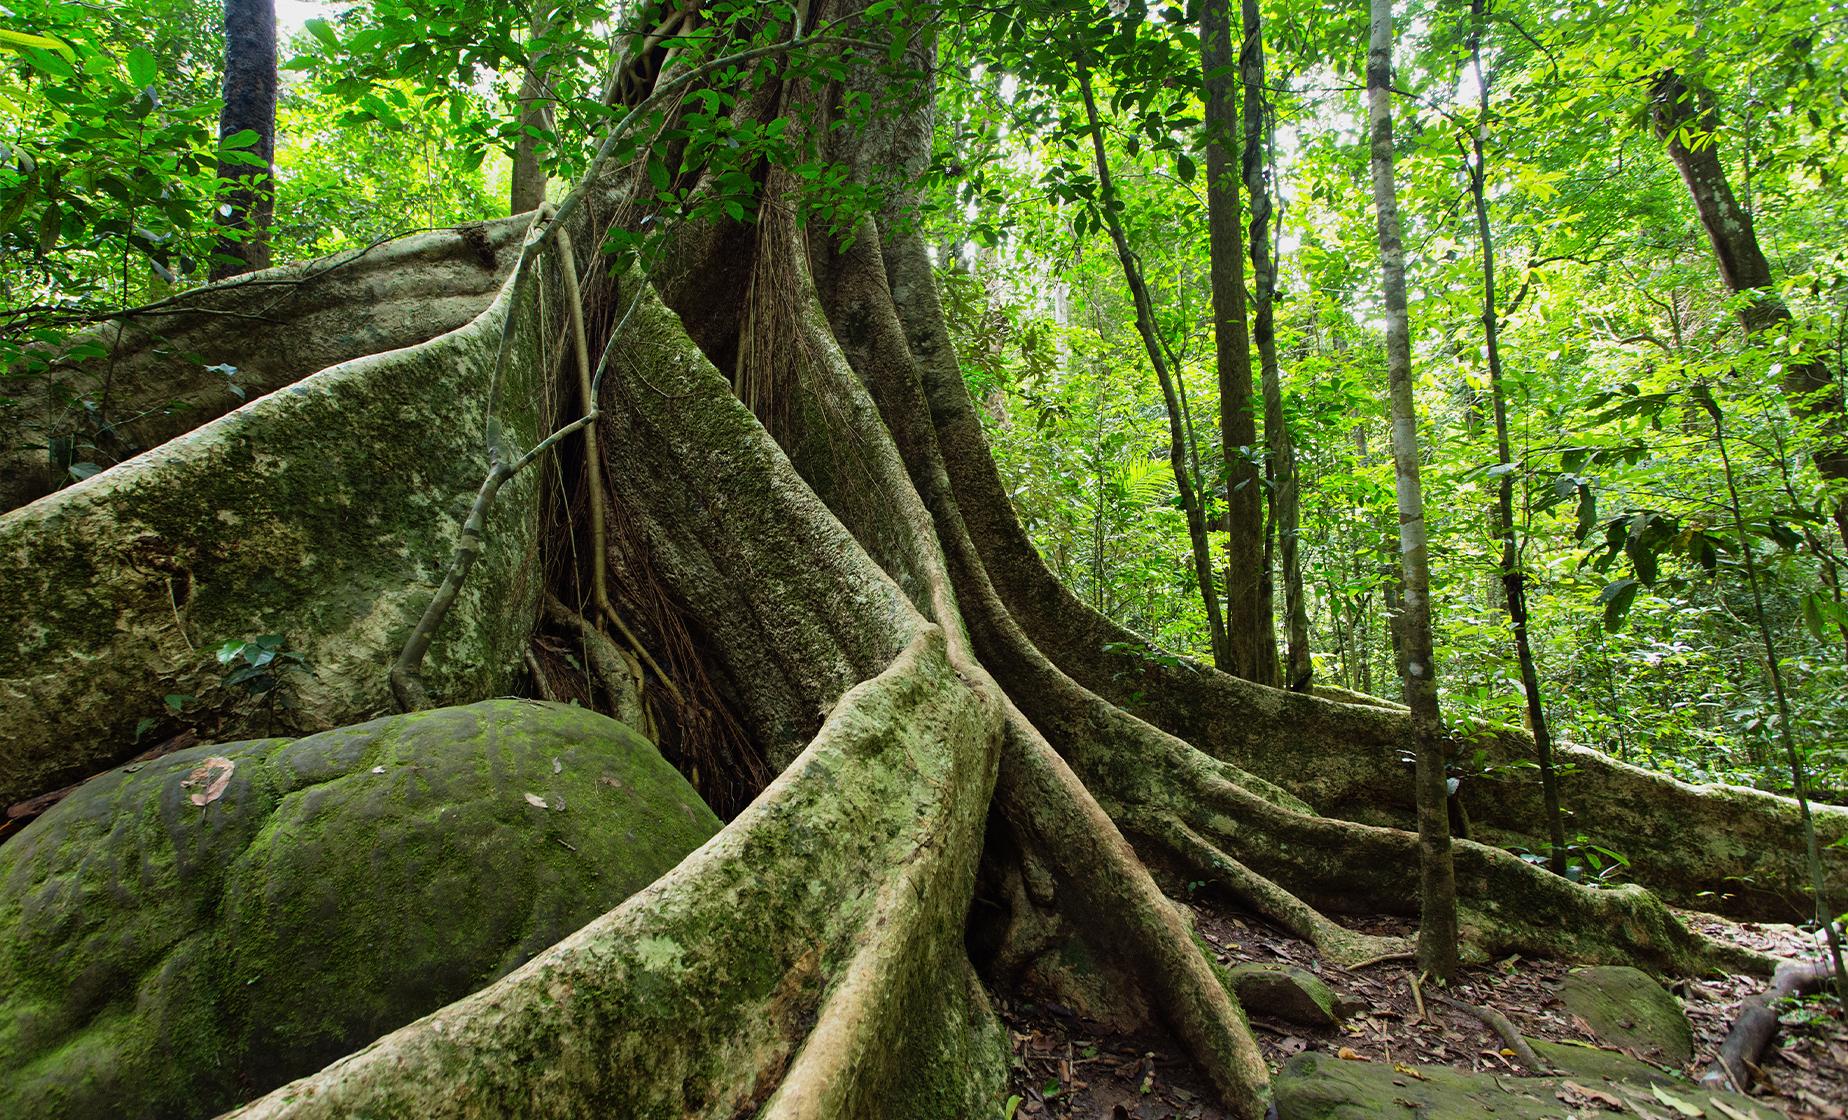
[1228,962,1357,1030]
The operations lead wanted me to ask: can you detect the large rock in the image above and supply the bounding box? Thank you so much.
[1558,964,1695,1065]
[0,700,721,1120]
[1274,1049,1782,1120]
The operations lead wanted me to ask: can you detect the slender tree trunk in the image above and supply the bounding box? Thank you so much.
[1467,0,1566,874]
[1240,0,1308,691]
[1078,72,1231,667]
[1202,0,1276,683]
[512,1,562,213]
[1366,0,1458,979]
[212,0,277,280]
[1651,69,1848,553]
[1700,388,1848,1001]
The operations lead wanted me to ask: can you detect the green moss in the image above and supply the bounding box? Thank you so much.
[1557,966,1694,1064]
[0,265,551,805]
[0,700,718,1120]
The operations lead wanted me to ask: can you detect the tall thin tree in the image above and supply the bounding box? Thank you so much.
[1367,0,1459,979]
[1465,0,1566,873]
[1202,0,1277,683]
[1078,71,1231,667]
[512,1,562,213]
[212,0,277,280]
[1652,70,1848,554]
[1240,0,1309,691]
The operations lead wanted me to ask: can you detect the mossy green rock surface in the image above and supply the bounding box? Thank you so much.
[1274,1049,1783,1119]
[1557,964,1695,1065]
[0,699,720,1120]
[1227,962,1356,1029]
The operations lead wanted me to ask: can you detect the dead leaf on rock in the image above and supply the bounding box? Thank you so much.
[524,792,548,809]
[1337,1047,1366,1061]
[181,757,234,807]
[1557,1080,1624,1111]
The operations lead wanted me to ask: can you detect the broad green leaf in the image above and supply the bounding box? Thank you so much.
[126,45,156,88]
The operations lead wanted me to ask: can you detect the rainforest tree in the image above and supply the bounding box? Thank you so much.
[1,0,1846,1116]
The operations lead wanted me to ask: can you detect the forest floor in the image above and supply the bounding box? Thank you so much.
[999,899,1847,1119]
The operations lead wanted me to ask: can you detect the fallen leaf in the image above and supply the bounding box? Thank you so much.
[370,765,386,774]
[1560,1080,1624,1110]
[552,757,562,774]
[181,757,234,807]
[1706,1101,1761,1120]
[524,792,548,809]
[1392,1062,1427,1081]
[1337,1047,1366,1061]
[1650,1084,1705,1117]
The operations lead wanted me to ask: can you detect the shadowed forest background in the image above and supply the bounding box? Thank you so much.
[2,0,1847,1115]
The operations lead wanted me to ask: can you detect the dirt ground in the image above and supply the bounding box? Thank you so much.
[1000,899,1847,1119]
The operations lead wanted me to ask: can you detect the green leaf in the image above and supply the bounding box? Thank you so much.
[1598,578,1639,633]
[221,128,261,150]
[303,18,339,50]
[0,27,75,61]
[126,46,157,88]
[1176,153,1195,182]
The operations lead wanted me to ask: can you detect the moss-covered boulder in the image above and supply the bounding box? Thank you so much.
[1558,964,1694,1065]
[0,699,720,1120]
[1273,1049,1782,1119]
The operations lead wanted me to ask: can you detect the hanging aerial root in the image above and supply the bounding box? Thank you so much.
[542,594,652,737]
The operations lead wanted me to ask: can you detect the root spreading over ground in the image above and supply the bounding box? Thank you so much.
[0,3,1842,1117]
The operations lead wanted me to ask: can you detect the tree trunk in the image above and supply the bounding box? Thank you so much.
[3,4,1839,1117]
[1365,0,1458,980]
[212,0,277,280]
[1651,69,1848,552]
[1077,71,1232,670]
[512,1,561,213]
[1467,0,1567,875]
[1240,0,1309,691]
[1202,0,1276,683]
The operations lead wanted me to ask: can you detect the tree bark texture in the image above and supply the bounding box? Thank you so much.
[1651,69,1848,552]
[1202,0,1276,684]
[512,1,562,213]
[1077,71,1232,671]
[2,5,1841,1117]
[1239,0,1309,691]
[212,0,277,279]
[1467,0,1568,875]
[1366,0,1459,980]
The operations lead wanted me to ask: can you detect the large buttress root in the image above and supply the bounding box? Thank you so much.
[858,217,1766,978]
[891,212,1848,919]
[1,217,530,515]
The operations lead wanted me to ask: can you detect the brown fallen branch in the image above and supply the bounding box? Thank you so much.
[1432,992,1553,1074]
[1698,957,1835,1093]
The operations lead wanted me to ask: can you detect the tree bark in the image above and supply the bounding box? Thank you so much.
[1651,69,1848,552]
[1202,0,1276,683]
[1240,0,1309,691]
[1467,0,1567,874]
[1366,0,1458,980]
[1077,71,1232,670]
[4,5,1834,1116]
[512,1,562,213]
[212,0,277,280]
